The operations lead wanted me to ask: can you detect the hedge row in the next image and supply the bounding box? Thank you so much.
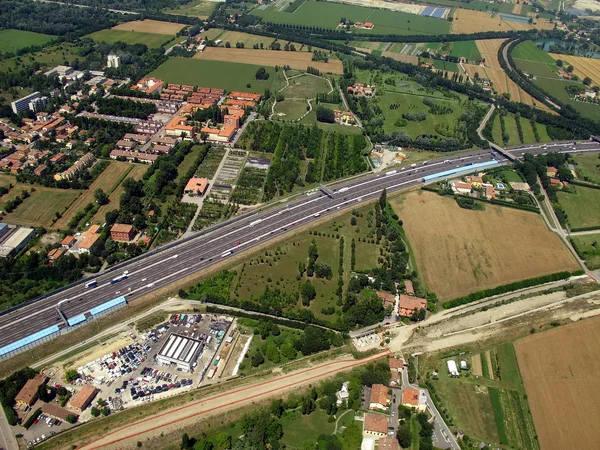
[569,180,600,191]
[23,408,42,429]
[570,225,600,233]
[206,305,309,331]
[442,271,575,308]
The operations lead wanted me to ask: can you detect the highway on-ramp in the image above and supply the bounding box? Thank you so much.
[1,139,599,355]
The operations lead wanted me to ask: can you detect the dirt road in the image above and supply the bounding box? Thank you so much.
[78,351,389,449]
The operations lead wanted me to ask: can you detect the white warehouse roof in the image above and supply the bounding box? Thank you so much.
[447,360,459,376]
[157,333,203,366]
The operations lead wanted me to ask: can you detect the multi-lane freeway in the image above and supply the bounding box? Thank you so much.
[1,139,600,355]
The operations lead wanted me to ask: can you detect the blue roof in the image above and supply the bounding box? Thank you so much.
[89,296,126,316]
[0,325,60,358]
[67,313,87,327]
[423,160,499,182]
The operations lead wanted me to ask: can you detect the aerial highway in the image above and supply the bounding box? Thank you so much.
[1,139,599,356]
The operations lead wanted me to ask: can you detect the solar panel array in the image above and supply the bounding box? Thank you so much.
[421,6,447,18]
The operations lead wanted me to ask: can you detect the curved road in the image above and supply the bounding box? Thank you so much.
[1,140,599,355]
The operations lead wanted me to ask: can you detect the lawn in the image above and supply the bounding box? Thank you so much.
[378,90,467,138]
[500,169,523,183]
[175,145,205,184]
[491,113,520,146]
[150,57,276,93]
[163,0,217,18]
[251,0,450,35]
[574,153,600,185]
[0,43,82,73]
[282,74,331,99]
[280,408,339,447]
[511,40,556,63]
[557,185,600,230]
[521,117,551,143]
[92,165,147,223]
[87,29,174,48]
[513,58,557,77]
[449,40,482,63]
[0,29,53,53]
[571,233,600,270]
[274,99,310,121]
[1,187,81,228]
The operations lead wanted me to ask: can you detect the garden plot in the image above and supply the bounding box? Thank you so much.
[214,150,247,185]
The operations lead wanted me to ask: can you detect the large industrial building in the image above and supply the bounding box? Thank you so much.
[156,333,204,371]
[0,226,35,258]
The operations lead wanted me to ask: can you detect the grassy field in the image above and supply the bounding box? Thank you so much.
[274,100,310,121]
[426,341,537,448]
[87,29,174,48]
[515,315,600,450]
[93,164,147,223]
[251,0,451,35]
[282,74,331,99]
[55,161,133,229]
[449,40,482,62]
[557,185,600,230]
[150,57,276,92]
[514,58,557,77]
[0,29,53,53]
[378,90,468,138]
[163,0,218,18]
[1,186,81,228]
[491,113,521,146]
[0,42,82,73]
[532,76,599,120]
[574,153,600,184]
[571,233,600,270]
[511,40,556,63]
[392,191,580,300]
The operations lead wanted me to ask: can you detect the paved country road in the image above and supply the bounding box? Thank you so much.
[1,140,600,358]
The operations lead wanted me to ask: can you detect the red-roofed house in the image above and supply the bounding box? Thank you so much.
[404,280,415,296]
[376,291,396,309]
[184,177,209,196]
[546,166,558,178]
[398,295,427,317]
[363,413,388,437]
[369,384,391,411]
[402,387,427,412]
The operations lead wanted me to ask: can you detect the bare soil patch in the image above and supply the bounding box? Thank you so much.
[470,353,483,376]
[391,191,580,300]
[112,19,184,35]
[194,47,344,74]
[515,315,600,450]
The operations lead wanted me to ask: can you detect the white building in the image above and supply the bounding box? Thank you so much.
[0,227,35,258]
[447,360,460,377]
[107,54,121,68]
[156,333,204,371]
[336,381,349,405]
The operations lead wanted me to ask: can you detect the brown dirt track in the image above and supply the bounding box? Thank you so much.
[112,20,185,35]
[515,315,600,450]
[194,47,344,74]
[549,53,600,87]
[391,191,580,300]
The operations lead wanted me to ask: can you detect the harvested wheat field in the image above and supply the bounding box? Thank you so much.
[470,353,483,377]
[452,9,552,34]
[475,38,506,69]
[463,64,484,79]
[391,191,579,300]
[112,20,185,35]
[382,51,418,65]
[549,53,600,86]
[194,47,344,73]
[515,315,600,450]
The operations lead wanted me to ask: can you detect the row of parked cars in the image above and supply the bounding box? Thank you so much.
[128,378,193,400]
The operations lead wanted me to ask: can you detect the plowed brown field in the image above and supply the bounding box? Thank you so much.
[382,51,418,65]
[391,191,579,300]
[194,48,344,74]
[452,9,553,34]
[549,53,600,86]
[515,315,600,450]
[112,20,184,35]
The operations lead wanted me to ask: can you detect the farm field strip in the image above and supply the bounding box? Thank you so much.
[475,38,506,69]
[557,185,600,229]
[1,187,81,228]
[54,162,132,229]
[0,29,53,53]
[87,30,174,48]
[194,48,343,73]
[391,191,580,300]
[111,19,185,35]
[92,165,147,223]
[515,315,600,450]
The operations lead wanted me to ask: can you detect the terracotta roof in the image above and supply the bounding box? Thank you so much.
[398,295,427,317]
[61,235,76,246]
[86,225,100,235]
[184,177,209,193]
[404,280,415,295]
[376,291,395,306]
[111,224,134,234]
[389,357,405,370]
[453,181,472,190]
[41,403,75,421]
[378,437,400,450]
[363,413,388,434]
[15,373,47,406]
[370,384,391,407]
[70,384,98,410]
[79,233,100,250]
[48,247,66,260]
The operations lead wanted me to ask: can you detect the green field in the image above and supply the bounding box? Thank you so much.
[574,154,600,185]
[251,0,451,35]
[87,29,174,48]
[378,90,467,137]
[491,114,521,146]
[513,58,557,77]
[426,343,537,449]
[450,40,482,63]
[0,43,83,73]
[163,0,217,17]
[533,76,600,120]
[557,185,600,230]
[512,40,556,63]
[0,29,53,53]
[283,74,331,99]
[150,57,277,92]
[274,100,310,121]
[466,0,516,13]
[571,233,600,270]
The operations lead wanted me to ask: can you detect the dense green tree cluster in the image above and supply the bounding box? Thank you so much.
[96,97,157,119]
